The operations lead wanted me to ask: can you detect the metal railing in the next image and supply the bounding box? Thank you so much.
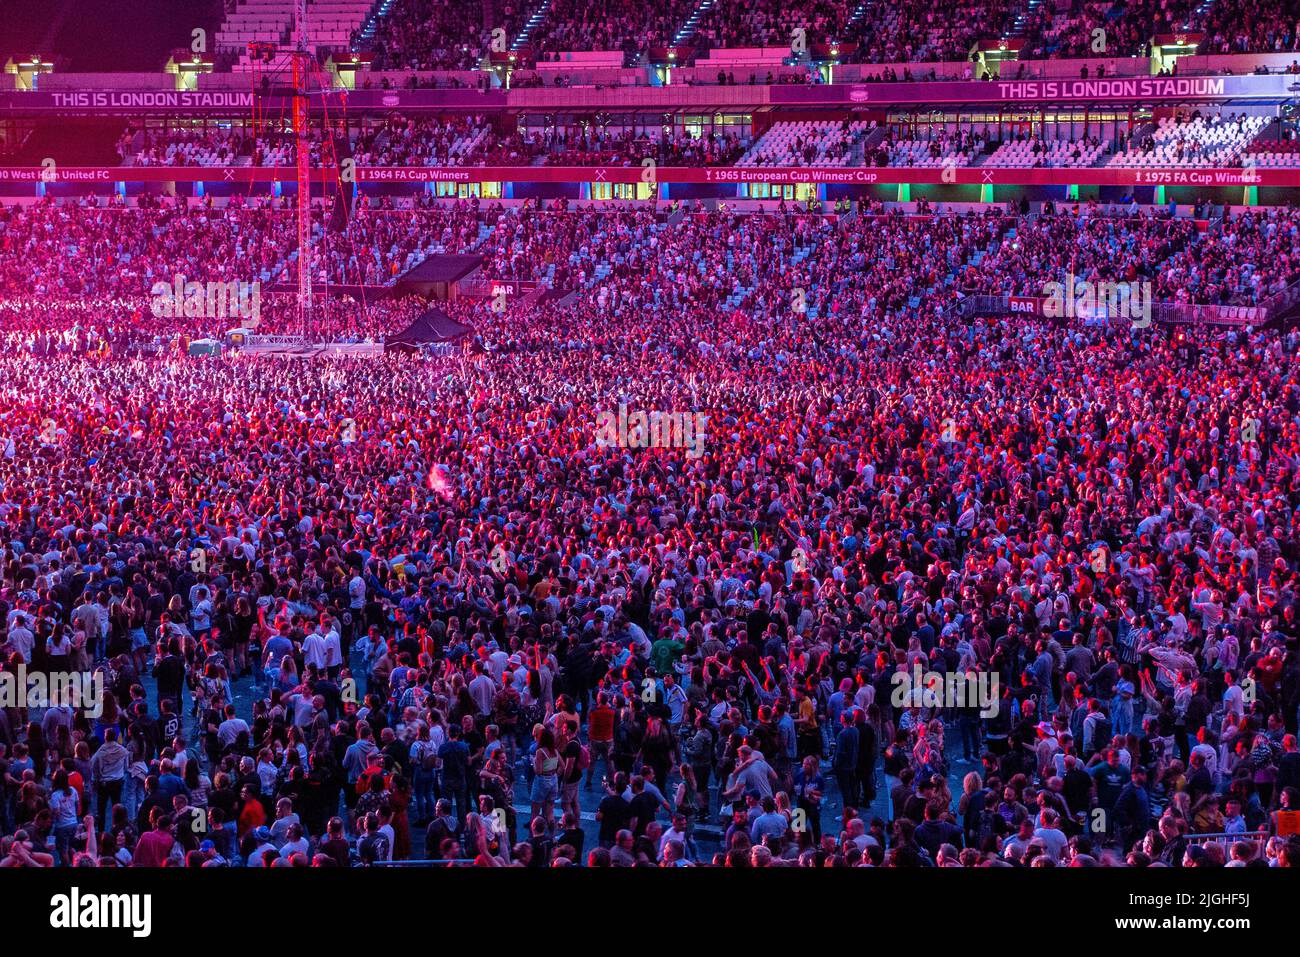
[1256,279,1300,323]
[959,291,1270,327]
[1186,830,1269,849]
[373,858,477,866]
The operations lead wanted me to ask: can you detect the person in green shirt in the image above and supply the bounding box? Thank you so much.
[650,635,685,676]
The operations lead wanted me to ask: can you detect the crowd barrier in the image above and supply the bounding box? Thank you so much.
[1186,831,1270,849]
[373,858,476,866]
[957,292,1282,327]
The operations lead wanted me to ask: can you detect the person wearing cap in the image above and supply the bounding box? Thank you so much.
[245,824,278,867]
[198,838,227,866]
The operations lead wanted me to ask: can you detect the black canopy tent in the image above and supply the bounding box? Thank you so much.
[385,306,474,353]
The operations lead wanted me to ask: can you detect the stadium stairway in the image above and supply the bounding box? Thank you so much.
[352,0,396,51]
[997,0,1043,44]
[843,1,871,35]
[512,0,552,52]
[853,126,887,165]
[671,0,719,48]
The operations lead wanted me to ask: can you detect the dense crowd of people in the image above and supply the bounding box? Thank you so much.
[299,198,486,288]
[838,0,1016,65]
[0,190,1299,872]
[541,128,749,168]
[527,0,694,61]
[0,195,295,299]
[2,194,1298,334]
[691,0,855,51]
[353,115,499,168]
[367,0,532,70]
[357,0,1291,66]
[109,120,751,171]
[351,0,1299,69]
[1020,0,1300,60]
[964,207,1300,307]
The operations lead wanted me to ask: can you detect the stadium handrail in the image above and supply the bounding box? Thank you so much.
[19,50,1300,95]
[957,292,1274,327]
[1185,831,1271,846]
[373,858,478,866]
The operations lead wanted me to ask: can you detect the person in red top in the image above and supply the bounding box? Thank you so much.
[64,754,87,813]
[238,784,267,839]
[133,815,176,867]
[586,692,616,789]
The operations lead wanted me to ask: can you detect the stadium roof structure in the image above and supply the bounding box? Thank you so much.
[396,254,483,286]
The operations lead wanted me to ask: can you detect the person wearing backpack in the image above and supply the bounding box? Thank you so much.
[1082,699,1111,758]
[960,776,989,850]
[409,723,440,826]
[682,714,714,812]
[424,799,460,861]
[493,683,522,766]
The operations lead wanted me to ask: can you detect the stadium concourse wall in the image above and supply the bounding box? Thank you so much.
[4,72,1297,113]
[21,50,1300,94]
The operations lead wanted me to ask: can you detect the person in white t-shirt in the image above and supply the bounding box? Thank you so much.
[302,626,330,672]
[217,705,250,748]
[322,621,344,672]
[1190,730,1220,781]
[1222,671,1245,721]
[4,614,34,662]
[1033,809,1069,862]
[278,823,310,859]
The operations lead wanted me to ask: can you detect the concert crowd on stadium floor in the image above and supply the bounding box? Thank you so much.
[0,195,1298,868]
